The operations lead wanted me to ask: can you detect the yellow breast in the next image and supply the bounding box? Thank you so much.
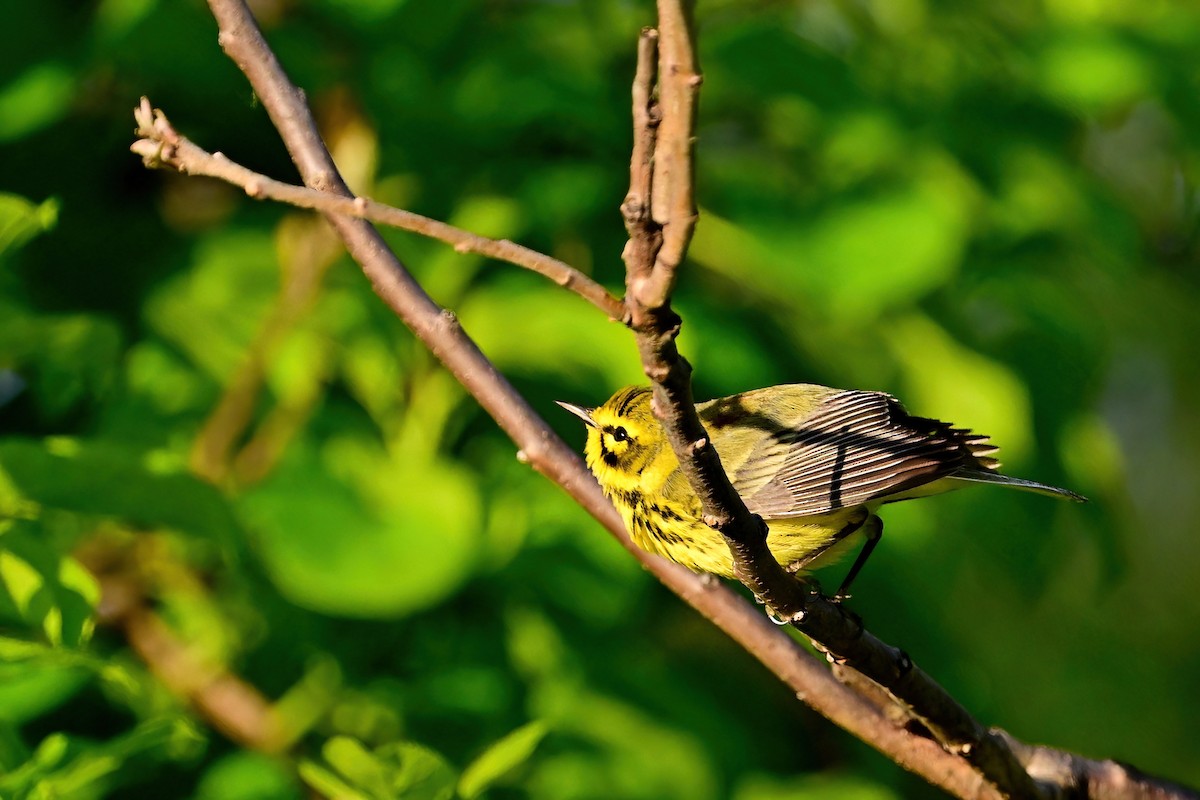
[603,483,863,579]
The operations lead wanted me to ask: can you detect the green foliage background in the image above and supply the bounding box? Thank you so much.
[2,0,1199,797]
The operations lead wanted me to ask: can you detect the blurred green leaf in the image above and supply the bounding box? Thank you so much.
[240,439,481,618]
[324,736,393,798]
[0,662,90,725]
[299,760,371,800]
[887,313,1032,462]
[1059,413,1125,496]
[0,523,98,647]
[304,736,456,800]
[1038,32,1154,113]
[373,741,456,800]
[529,688,718,800]
[415,194,525,304]
[0,717,204,799]
[0,549,42,616]
[0,193,58,258]
[122,340,209,417]
[0,64,73,143]
[693,155,977,324]
[195,751,300,800]
[0,733,69,798]
[0,439,240,544]
[144,230,280,381]
[457,720,548,799]
[0,304,121,418]
[458,275,640,385]
[93,0,159,44]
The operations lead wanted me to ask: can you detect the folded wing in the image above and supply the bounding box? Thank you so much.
[733,390,998,518]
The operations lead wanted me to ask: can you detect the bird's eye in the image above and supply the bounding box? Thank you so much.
[612,426,630,443]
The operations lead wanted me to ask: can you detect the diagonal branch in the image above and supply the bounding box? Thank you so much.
[130,99,624,321]
[86,551,290,754]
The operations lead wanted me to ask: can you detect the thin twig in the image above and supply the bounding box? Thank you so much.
[131,99,624,321]
[190,216,338,485]
[620,27,659,250]
[646,0,699,302]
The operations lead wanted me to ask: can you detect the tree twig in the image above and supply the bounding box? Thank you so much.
[130,100,624,322]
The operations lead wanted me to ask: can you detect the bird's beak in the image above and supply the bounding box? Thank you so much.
[555,400,597,428]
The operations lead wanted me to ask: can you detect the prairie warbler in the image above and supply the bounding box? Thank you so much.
[559,385,1082,595]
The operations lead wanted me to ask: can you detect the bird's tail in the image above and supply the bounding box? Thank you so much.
[950,469,1087,502]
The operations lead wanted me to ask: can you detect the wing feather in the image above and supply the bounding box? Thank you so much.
[737,390,997,518]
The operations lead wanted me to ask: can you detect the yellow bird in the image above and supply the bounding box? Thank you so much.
[559,385,1083,595]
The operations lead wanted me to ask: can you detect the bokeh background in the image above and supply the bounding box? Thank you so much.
[2,0,1199,798]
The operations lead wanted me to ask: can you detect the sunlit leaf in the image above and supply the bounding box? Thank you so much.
[374,741,456,800]
[0,193,58,258]
[0,718,203,798]
[240,439,481,618]
[0,64,73,143]
[458,275,640,386]
[0,439,240,544]
[0,663,90,725]
[305,737,456,800]
[0,524,98,647]
[195,751,299,800]
[324,736,392,798]
[458,721,548,799]
[886,313,1032,463]
[299,760,371,800]
[1038,33,1154,113]
[144,230,280,381]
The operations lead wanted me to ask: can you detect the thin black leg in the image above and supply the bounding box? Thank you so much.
[834,514,883,601]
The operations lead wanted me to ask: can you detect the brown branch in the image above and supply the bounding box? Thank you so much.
[618,3,1047,800]
[84,544,289,754]
[190,215,339,485]
[998,732,1200,800]
[132,4,1199,800]
[131,99,624,322]
[124,607,287,751]
[647,0,700,299]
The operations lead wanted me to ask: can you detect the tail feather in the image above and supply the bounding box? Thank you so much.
[950,469,1087,502]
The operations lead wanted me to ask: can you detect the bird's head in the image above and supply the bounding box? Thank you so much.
[557,386,661,491]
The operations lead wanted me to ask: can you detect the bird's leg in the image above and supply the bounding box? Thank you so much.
[833,514,883,601]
